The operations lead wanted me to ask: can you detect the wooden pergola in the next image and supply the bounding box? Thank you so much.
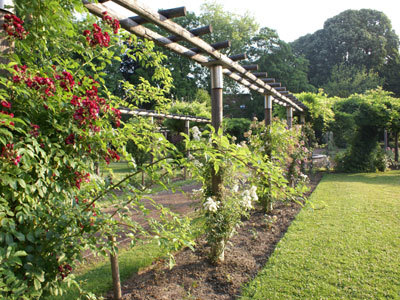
[82,0,308,130]
[82,3,309,297]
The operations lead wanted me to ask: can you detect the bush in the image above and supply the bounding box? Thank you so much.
[223,118,251,142]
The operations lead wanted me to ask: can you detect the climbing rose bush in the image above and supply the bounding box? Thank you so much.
[0,3,189,299]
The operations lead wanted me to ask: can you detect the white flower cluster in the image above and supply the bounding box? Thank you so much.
[299,173,308,181]
[192,126,201,141]
[203,197,219,212]
[240,185,258,210]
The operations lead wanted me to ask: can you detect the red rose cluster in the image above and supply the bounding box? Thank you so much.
[2,14,28,40]
[104,148,120,164]
[102,11,120,34]
[83,23,110,47]
[74,171,90,189]
[82,12,120,48]
[13,65,56,98]
[1,143,21,166]
[58,264,72,280]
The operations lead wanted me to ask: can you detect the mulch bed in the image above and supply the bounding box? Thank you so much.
[109,172,324,300]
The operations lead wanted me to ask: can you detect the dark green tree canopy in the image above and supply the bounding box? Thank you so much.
[292,9,400,95]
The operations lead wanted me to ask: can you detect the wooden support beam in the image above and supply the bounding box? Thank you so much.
[241,64,258,71]
[129,6,186,25]
[167,25,212,42]
[275,87,286,92]
[265,95,273,127]
[105,0,302,111]
[261,78,275,83]
[229,53,247,61]
[210,65,223,201]
[287,107,293,129]
[207,53,247,64]
[300,113,306,125]
[83,0,303,111]
[269,82,281,87]
[252,72,268,78]
[190,40,230,54]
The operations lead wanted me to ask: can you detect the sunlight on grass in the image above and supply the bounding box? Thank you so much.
[241,170,400,299]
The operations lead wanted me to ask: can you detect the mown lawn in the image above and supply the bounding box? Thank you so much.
[241,171,400,299]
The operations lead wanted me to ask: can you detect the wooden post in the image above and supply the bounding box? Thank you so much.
[300,113,305,125]
[384,129,388,150]
[0,4,14,77]
[109,236,122,300]
[264,95,272,127]
[184,120,190,179]
[395,131,399,163]
[210,65,223,199]
[286,107,293,129]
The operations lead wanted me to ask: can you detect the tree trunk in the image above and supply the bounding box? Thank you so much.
[210,239,225,265]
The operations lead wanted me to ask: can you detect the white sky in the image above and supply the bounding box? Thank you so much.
[124,0,400,42]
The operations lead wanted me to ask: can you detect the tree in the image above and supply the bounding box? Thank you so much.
[292,9,400,95]
[250,27,315,93]
[296,90,336,142]
[335,89,392,172]
[323,63,383,97]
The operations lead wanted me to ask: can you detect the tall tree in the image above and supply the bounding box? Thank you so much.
[323,64,383,97]
[292,9,400,95]
[250,27,315,93]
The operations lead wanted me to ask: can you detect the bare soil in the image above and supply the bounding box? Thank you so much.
[107,172,324,300]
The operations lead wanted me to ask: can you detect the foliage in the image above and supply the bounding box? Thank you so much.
[223,118,251,142]
[241,171,400,299]
[296,90,336,142]
[183,126,287,264]
[249,27,315,94]
[335,89,392,172]
[291,9,400,96]
[0,2,194,299]
[163,100,211,150]
[323,63,384,98]
[246,120,311,211]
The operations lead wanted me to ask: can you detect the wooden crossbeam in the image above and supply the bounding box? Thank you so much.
[207,53,247,64]
[252,72,268,78]
[275,87,286,91]
[82,0,303,111]
[261,78,275,83]
[190,40,230,54]
[106,0,302,111]
[167,25,212,42]
[241,64,258,71]
[129,6,186,25]
[229,53,247,61]
[269,82,281,87]
[119,108,211,123]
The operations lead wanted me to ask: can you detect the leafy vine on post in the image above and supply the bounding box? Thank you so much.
[0,1,195,299]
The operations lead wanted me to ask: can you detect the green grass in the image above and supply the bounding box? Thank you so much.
[46,240,164,300]
[47,217,205,300]
[241,171,400,299]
